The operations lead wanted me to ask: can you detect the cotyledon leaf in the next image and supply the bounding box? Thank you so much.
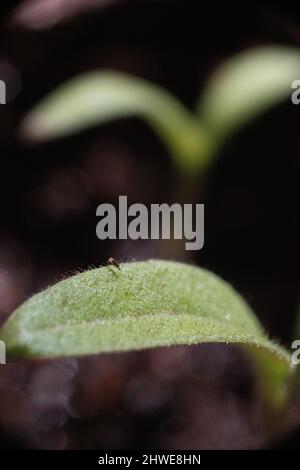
[20,71,212,175]
[198,46,300,141]
[0,260,293,410]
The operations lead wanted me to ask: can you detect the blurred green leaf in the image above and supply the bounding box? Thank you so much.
[1,259,292,410]
[198,46,300,140]
[21,71,212,175]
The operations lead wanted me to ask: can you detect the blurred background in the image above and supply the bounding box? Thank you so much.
[0,0,300,450]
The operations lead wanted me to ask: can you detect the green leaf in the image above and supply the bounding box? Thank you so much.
[21,71,212,175]
[198,46,300,140]
[0,260,292,410]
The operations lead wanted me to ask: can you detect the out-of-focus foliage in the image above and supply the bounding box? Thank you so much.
[10,0,123,30]
[21,46,300,176]
[21,71,211,175]
[198,46,300,141]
